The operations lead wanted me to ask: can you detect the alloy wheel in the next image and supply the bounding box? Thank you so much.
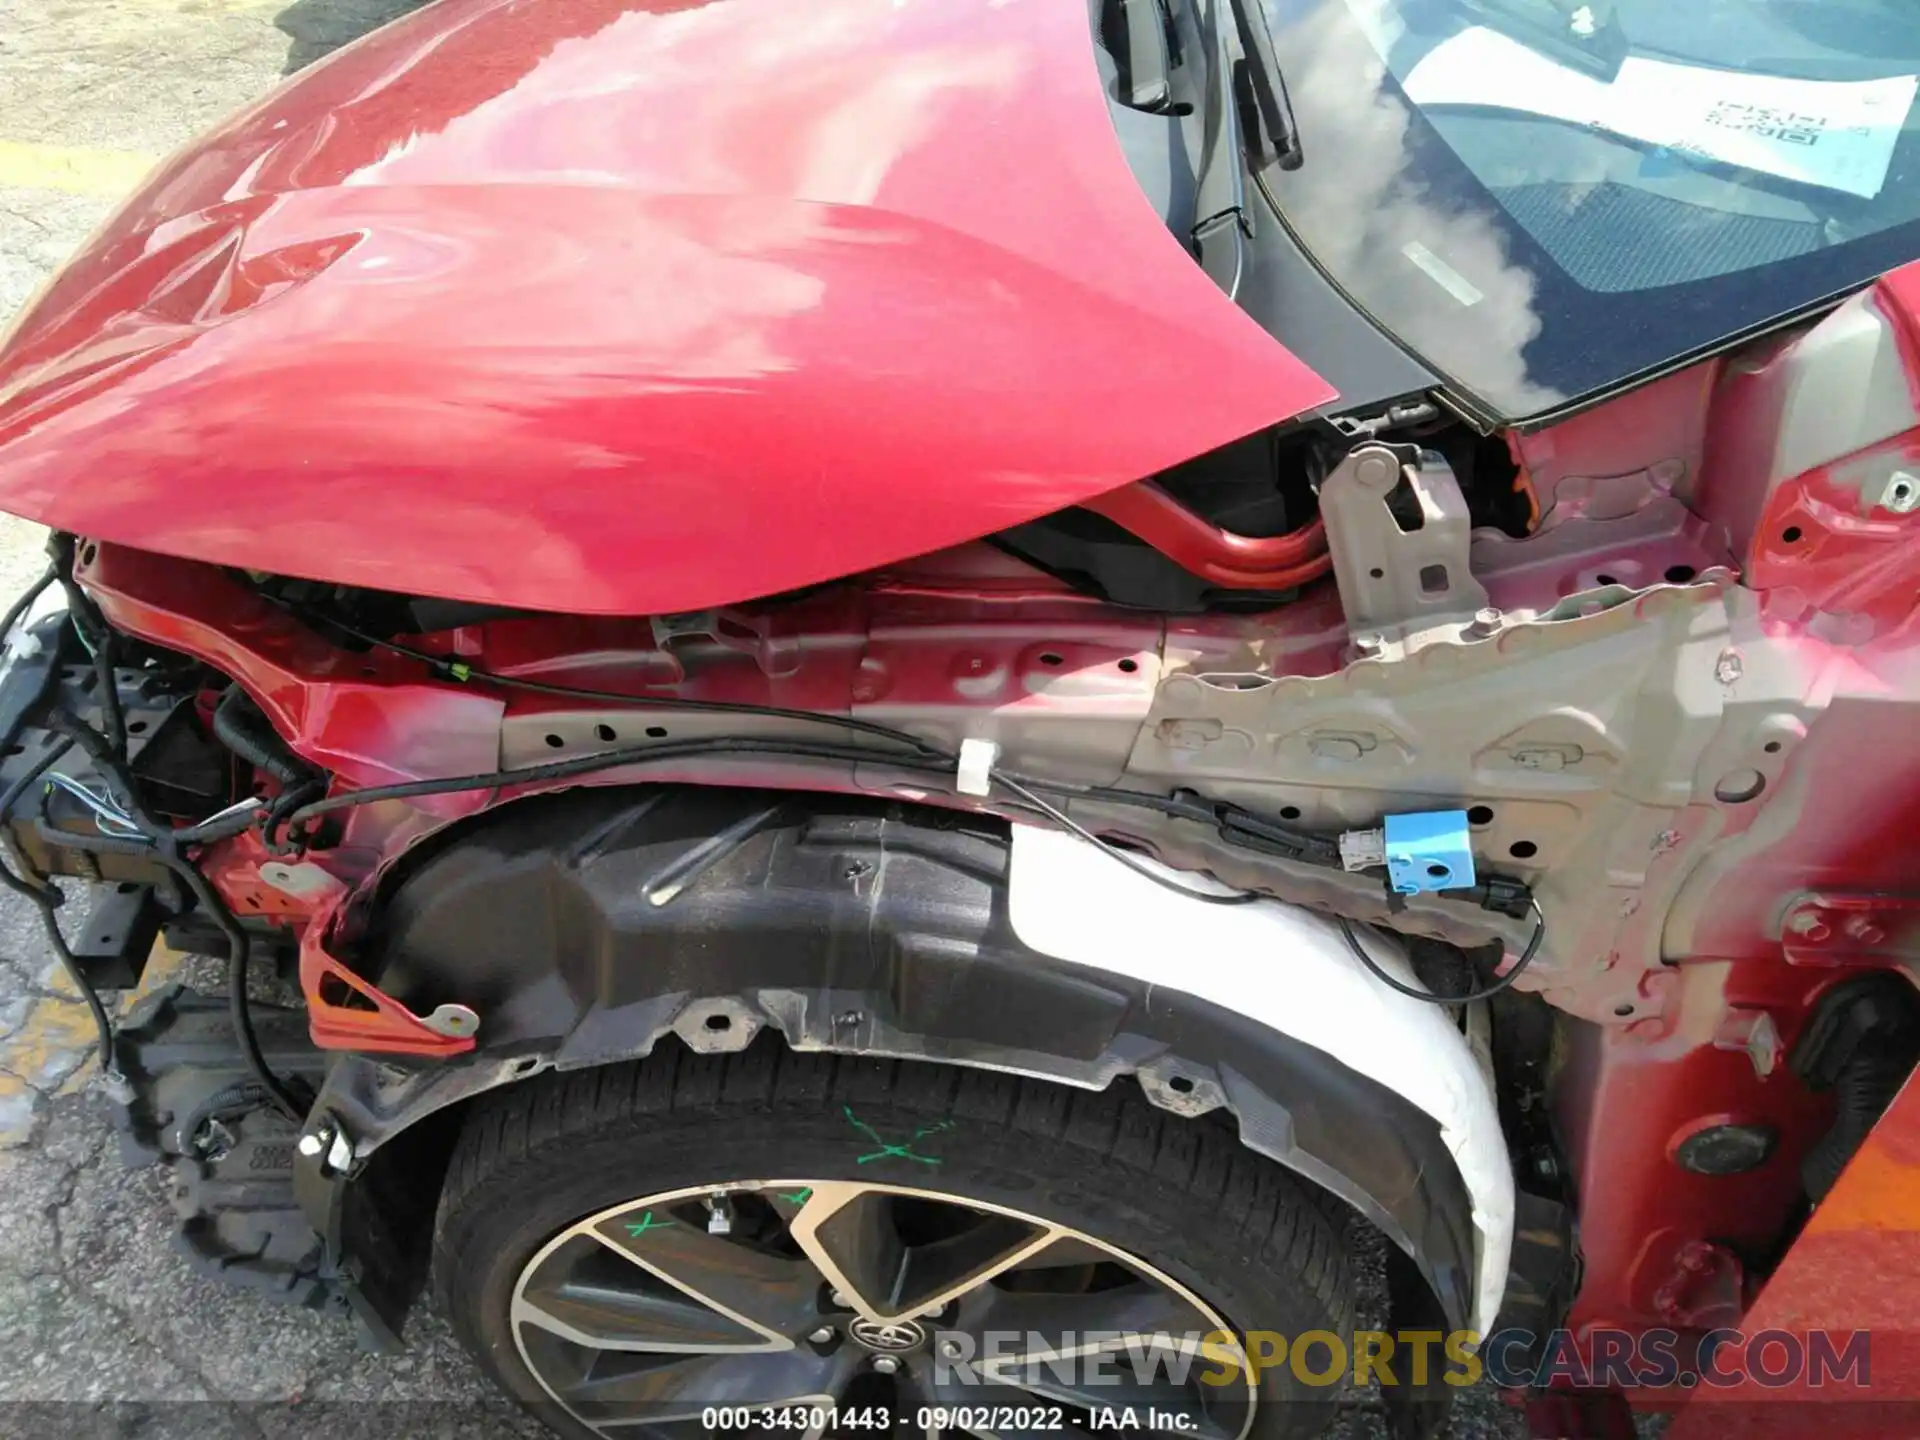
[510,1178,1259,1437]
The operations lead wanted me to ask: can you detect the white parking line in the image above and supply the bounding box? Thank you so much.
[0,139,158,198]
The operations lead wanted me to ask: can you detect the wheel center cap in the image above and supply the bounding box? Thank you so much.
[848,1317,926,1353]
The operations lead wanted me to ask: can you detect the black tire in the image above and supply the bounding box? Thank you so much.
[434,1043,1356,1439]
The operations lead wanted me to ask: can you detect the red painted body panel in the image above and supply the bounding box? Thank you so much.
[0,0,1332,614]
[1666,1072,1920,1437]
[1528,267,1920,1425]
[54,276,1920,1393]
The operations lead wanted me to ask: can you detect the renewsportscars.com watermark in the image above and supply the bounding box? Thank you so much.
[929,1326,1873,1391]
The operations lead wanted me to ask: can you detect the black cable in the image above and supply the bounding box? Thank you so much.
[26,568,1208,859]
[86,626,126,761]
[287,734,959,825]
[37,699,305,1121]
[4,874,123,1087]
[21,550,1535,1025]
[212,685,313,789]
[46,708,144,818]
[1338,902,1546,1004]
[0,566,53,645]
[50,554,126,761]
[261,777,325,854]
[274,606,955,761]
[278,735,1321,908]
[259,699,1536,992]
[265,718,1312,901]
[264,595,1363,867]
[0,738,121,1084]
[1021,775,1340,867]
[0,735,71,824]
[169,803,271,846]
[990,772,1264,905]
[276,726,1341,892]
[160,852,306,1121]
[270,723,1490,938]
[29,813,304,1120]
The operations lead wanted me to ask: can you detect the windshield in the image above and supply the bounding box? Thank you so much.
[1257,0,1920,420]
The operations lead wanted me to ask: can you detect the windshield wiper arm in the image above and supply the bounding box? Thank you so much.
[1223,0,1303,172]
[1101,0,1175,111]
[1187,0,1300,295]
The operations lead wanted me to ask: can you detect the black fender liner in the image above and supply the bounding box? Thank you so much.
[317,785,1481,1330]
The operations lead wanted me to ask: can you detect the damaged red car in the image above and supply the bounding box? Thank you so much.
[2,0,1919,1434]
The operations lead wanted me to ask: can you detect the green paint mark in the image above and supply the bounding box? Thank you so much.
[776,1187,815,1207]
[623,1211,670,1238]
[844,1106,954,1166]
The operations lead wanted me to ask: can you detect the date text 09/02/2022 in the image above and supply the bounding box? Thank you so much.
[700,1407,1190,1432]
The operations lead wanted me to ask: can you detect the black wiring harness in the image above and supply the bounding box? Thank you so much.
[1338,906,1546,1004]
[0,560,131,1095]
[0,556,1548,1117]
[0,557,305,1118]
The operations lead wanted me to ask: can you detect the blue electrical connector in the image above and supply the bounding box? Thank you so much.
[1381,810,1476,895]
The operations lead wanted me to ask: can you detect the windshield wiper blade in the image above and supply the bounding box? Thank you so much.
[1189,0,1252,294]
[1224,0,1303,171]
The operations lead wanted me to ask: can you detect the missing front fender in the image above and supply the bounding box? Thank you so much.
[313,785,1495,1336]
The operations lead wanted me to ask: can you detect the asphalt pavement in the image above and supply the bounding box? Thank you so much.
[0,3,542,1433]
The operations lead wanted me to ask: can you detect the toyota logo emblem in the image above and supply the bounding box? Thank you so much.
[848,1317,926,1352]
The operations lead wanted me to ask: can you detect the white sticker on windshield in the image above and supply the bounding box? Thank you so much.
[1404,27,1917,200]
[1402,239,1484,305]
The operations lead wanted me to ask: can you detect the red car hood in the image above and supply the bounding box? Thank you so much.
[0,0,1333,614]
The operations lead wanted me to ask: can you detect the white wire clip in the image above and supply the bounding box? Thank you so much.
[956,737,1000,798]
[1338,826,1386,872]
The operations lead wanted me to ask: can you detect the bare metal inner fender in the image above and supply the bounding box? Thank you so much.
[321,785,1483,1332]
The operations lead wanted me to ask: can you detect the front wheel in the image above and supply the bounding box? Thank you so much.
[434,1047,1356,1439]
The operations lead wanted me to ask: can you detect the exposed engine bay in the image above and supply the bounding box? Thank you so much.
[3,229,1920,1430]
[7,0,1920,1428]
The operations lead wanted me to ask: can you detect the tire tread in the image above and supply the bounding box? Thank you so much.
[436,1044,1353,1330]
